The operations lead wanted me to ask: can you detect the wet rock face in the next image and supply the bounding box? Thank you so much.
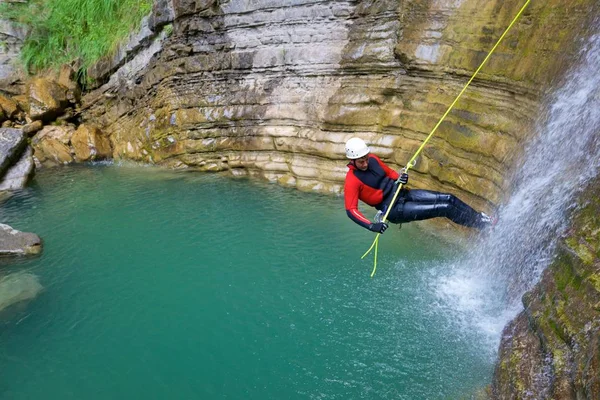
[81,0,596,210]
[492,176,600,399]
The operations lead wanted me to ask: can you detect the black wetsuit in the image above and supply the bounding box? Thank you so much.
[383,186,486,228]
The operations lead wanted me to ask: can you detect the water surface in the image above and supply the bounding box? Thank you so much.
[0,164,494,399]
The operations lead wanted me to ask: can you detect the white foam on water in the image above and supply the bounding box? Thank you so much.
[430,264,521,350]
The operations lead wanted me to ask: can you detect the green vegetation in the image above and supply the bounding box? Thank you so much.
[0,0,152,81]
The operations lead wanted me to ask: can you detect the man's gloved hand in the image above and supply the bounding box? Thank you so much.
[369,222,388,234]
[397,172,409,185]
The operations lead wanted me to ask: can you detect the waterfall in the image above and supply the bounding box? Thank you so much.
[433,29,600,346]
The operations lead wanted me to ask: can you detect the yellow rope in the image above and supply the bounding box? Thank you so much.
[362,0,531,277]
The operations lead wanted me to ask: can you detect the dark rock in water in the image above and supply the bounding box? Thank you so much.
[0,127,26,177]
[0,223,42,256]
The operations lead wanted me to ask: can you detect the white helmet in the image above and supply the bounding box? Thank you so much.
[345,137,370,159]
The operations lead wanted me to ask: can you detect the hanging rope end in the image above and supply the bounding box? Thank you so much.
[361,235,379,259]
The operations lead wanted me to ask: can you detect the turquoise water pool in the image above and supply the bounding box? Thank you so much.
[0,164,494,399]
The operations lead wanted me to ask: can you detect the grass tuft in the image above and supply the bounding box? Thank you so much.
[1,0,152,84]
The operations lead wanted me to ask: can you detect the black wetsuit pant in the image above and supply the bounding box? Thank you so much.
[384,188,484,228]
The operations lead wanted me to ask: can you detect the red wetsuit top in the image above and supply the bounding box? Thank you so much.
[344,154,399,230]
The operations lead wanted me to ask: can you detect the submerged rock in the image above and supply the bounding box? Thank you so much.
[0,223,42,255]
[0,272,43,313]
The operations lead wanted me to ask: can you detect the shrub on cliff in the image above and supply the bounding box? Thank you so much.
[0,0,151,83]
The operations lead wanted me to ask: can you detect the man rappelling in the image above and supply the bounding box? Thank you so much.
[344,137,496,234]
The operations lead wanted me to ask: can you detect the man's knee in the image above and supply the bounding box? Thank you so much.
[434,202,452,216]
[437,193,455,205]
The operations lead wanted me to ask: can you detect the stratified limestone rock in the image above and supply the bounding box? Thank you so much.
[71,124,112,161]
[0,127,26,176]
[0,146,34,190]
[27,77,69,121]
[0,223,42,255]
[80,0,597,213]
[492,176,600,399]
[86,14,164,89]
[0,272,43,313]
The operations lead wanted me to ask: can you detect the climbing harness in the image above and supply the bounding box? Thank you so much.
[362,0,531,277]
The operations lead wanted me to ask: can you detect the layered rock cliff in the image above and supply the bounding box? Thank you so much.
[80,0,596,213]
